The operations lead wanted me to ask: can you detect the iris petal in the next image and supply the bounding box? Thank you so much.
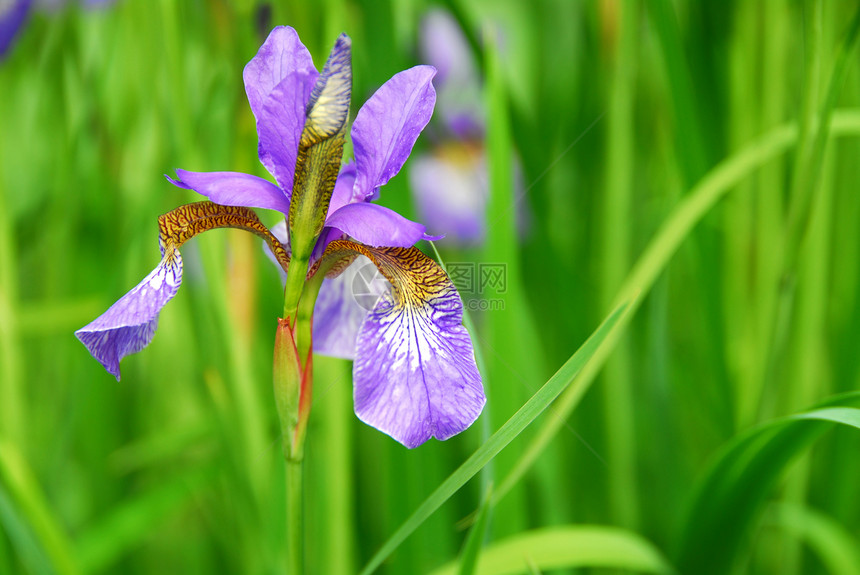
[313,256,390,360]
[317,241,484,447]
[353,251,483,447]
[351,66,437,200]
[79,202,289,380]
[75,250,182,381]
[326,162,359,217]
[256,71,317,191]
[167,170,291,216]
[325,202,430,247]
[243,26,318,128]
[243,27,318,188]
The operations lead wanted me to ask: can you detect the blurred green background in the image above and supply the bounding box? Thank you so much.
[2,0,860,573]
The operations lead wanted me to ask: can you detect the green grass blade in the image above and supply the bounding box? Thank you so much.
[767,503,860,575]
[673,394,860,575]
[786,3,860,258]
[429,241,494,495]
[358,299,633,575]
[0,439,80,575]
[600,0,640,530]
[647,0,711,185]
[0,485,53,575]
[493,109,860,504]
[0,164,24,450]
[457,485,493,575]
[481,20,550,537]
[430,526,675,575]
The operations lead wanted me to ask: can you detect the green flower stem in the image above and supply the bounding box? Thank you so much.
[277,263,331,575]
[287,458,304,575]
[295,271,326,366]
[283,254,310,321]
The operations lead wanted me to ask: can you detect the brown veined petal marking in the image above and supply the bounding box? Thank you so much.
[158,201,290,271]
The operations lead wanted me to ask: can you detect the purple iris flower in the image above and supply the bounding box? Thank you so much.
[76,26,485,448]
[0,0,31,58]
[408,9,526,246]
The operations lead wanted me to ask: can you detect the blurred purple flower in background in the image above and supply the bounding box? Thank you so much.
[0,0,31,58]
[0,0,115,59]
[418,9,485,140]
[409,9,525,246]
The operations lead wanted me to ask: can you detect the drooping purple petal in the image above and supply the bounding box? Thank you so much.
[409,149,487,244]
[352,66,437,201]
[352,259,484,448]
[0,0,31,59]
[312,256,390,359]
[243,26,317,126]
[75,250,183,380]
[325,202,431,247]
[167,169,290,216]
[256,71,316,190]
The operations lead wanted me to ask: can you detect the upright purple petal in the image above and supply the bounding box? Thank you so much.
[313,256,390,359]
[167,169,291,216]
[344,245,483,447]
[256,71,317,190]
[352,66,437,200]
[244,27,318,188]
[0,0,31,59]
[325,202,430,247]
[409,149,487,244]
[75,250,183,380]
[243,26,317,124]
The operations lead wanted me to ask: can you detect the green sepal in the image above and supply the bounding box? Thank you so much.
[273,317,302,461]
[288,34,352,261]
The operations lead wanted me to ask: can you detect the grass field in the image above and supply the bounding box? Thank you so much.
[2,1,860,573]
